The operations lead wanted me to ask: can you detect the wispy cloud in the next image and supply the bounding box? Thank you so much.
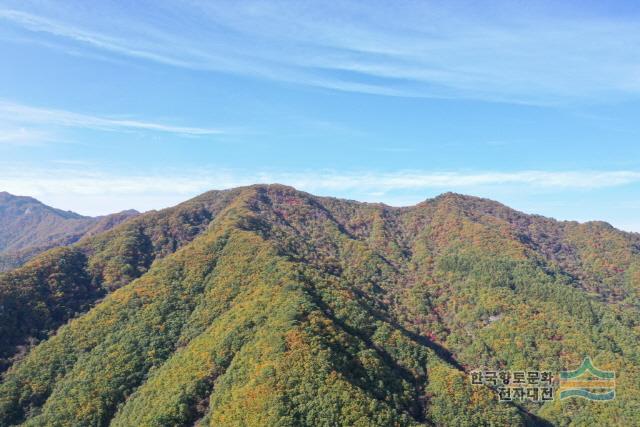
[2,2,640,104]
[0,9,195,68]
[0,101,226,136]
[0,127,54,145]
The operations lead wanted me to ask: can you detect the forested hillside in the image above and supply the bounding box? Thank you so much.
[0,185,638,426]
[0,192,138,272]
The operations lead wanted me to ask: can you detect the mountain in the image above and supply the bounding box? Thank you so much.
[0,192,138,272]
[0,185,638,426]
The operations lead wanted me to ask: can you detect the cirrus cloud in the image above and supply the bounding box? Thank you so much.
[0,100,227,136]
[2,2,640,105]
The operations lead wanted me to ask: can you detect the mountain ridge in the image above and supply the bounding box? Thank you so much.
[0,184,638,426]
[0,192,139,272]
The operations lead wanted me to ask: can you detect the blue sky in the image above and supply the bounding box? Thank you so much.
[1,1,639,231]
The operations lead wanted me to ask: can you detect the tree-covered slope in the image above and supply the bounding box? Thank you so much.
[0,185,638,426]
[0,192,138,272]
[0,188,242,371]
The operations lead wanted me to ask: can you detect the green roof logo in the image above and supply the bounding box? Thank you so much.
[559,357,615,401]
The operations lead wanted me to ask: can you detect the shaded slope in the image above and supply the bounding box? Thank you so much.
[0,185,638,426]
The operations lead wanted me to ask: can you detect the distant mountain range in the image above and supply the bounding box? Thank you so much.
[0,191,138,272]
[0,185,638,426]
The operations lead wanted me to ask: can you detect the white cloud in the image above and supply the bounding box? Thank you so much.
[1,167,639,214]
[0,101,226,136]
[2,2,640,104]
